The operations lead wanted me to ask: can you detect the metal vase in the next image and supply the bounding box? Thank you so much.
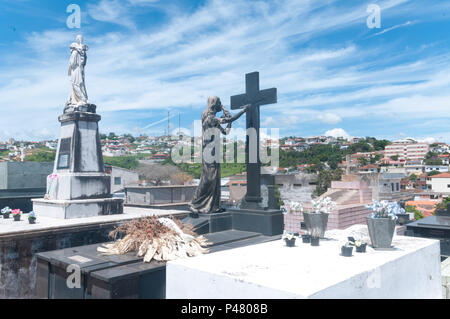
[366,217,396,249]
[303,212,329,238]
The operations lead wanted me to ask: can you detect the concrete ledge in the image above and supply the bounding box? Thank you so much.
[167,235,441,299]
[32,197,123,219]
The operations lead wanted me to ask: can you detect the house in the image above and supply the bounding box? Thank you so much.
[439,154,450,165]
[105,165,139,193]
[404,161,424,175]
[425,165,449,173]
[358,172,414,202]
[405,200,440,218]
[428,172,450,195]
[359,164,380,173]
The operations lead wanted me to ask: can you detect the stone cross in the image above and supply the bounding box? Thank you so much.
[231,72,277,207]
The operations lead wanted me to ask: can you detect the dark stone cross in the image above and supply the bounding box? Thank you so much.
[231,71,277,208]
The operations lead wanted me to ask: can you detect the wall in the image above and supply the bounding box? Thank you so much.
[125,186,196,206]
[0,162,53,190]
[431,178,450,194]
[276,173,317,204]
[0,223,117,298]
[110,167,139,193]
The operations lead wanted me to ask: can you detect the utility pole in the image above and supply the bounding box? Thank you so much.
[167,110,170,141]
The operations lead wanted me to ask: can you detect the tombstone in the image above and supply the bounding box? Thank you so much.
[32,35,123,219]
[406,215,450,258]
[226,72,283,236]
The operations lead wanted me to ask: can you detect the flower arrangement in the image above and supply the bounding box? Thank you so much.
[1,206,11,215]
[311,197,336,214]
[12,209,23,216]
[281,230,297,241]
[365,200,404,220]
[28,211,37,224]
[11,209,23,221]
[281,201,303,215]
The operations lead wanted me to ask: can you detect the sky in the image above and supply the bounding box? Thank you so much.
[1,0,450,142]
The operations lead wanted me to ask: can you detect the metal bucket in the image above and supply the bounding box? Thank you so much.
[303,212,329,238]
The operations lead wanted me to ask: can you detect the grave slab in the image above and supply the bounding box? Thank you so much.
[166,235,441,299]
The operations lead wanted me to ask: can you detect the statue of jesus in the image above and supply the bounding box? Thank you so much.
[67,35,89,107]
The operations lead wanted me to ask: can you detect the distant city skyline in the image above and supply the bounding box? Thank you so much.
[1,1,450,142]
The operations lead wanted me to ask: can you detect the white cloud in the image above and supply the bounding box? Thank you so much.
[324,128,350,139]
[317,113,342,124]
[87,0,136,29]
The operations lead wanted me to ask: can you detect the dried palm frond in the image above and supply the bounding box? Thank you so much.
[97,216,210,263]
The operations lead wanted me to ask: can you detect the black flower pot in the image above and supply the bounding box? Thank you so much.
[302,234,311,243]
[310,237,320,246]
[13,215,21,221]
[285,238,296,247]
[396,213,410,225]
[355,243,367,253]
[3,213,10,219]
[341,246,353,257]
[29,218,36,224]
[366,217,396,248]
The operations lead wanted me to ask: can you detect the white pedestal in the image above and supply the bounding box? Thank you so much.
[32,197,123,219]
[166,235,441,299]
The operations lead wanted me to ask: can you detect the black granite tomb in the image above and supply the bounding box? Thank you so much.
[36,230,281,299]
[406,215,450,258]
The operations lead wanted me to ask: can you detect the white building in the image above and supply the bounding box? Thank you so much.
[428,173,450,195]
[385,140,429,161]
[425,165,449,173]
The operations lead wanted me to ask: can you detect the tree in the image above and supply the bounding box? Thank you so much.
[108,132,117,140]
[409,174,417,181]
[137,163,181,186]
[123,133,135,143]
[171,172,194,185]
[26,151,56,162]
[104,156,139,170]
[427,170,441,177]
[390,155,399,161]
[313,168,343,197]
[358,157,368,166]
[406,205,424,221]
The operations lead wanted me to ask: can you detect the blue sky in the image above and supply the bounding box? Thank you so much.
[1,0,450,142]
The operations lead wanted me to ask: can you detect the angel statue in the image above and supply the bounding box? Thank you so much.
[189,96,249,216]
[67,35,89,107]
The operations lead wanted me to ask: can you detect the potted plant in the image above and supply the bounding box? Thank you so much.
[282,231,297,247]
[365,200,402,249]
[301,231,311,243]
[303,197,336,238]
[347,237,367,253]
[341,242,353,257]
[354,240,367,253]
[310,228,321,246]
[28,211,37,224]
[1,206,12,219]
[12,209,23,221]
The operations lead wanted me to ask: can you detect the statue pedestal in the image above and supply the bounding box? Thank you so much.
[32,108,123,219]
